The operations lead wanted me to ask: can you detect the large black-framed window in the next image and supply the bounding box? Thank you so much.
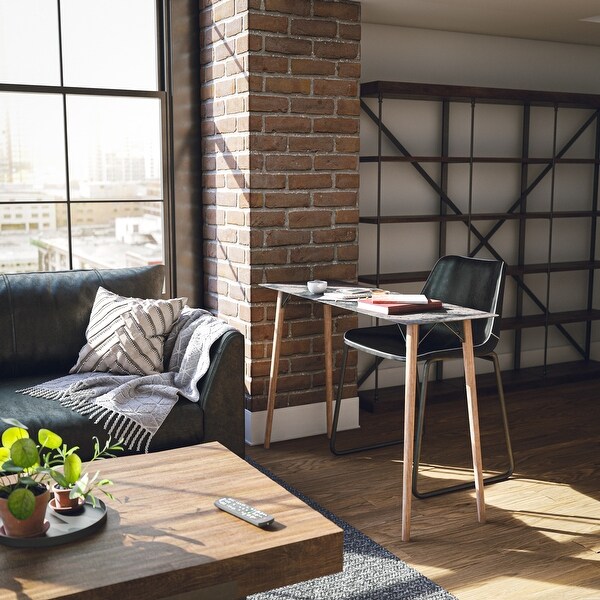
[0,0,174,293]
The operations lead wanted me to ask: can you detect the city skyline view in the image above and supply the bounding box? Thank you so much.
[0,0,165,274]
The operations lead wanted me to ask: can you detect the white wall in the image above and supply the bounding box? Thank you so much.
[358,24,600,388]
[361,24,600,94]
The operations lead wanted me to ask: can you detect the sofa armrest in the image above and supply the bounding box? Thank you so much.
[197,328,245,457]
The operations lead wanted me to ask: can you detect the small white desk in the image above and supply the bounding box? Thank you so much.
[261,282,496,542]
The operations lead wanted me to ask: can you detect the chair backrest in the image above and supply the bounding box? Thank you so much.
[421,255,506,354]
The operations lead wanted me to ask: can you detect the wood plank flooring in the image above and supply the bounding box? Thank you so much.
[247,378,600,599]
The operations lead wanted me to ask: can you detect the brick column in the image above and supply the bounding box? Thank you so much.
[201,0,360,436]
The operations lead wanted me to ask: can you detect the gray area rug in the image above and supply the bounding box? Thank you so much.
[247,458,456,600]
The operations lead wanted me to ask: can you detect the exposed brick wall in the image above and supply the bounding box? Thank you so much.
[201,0,360,414]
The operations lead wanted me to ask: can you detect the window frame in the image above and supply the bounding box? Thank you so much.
[0,0,175,296]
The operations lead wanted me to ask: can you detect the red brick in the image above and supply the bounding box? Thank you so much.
[289,210,332,228]
[265,76,311,95]
[314,41,359,60]
[339,22,361,40]
[288,136,334,152]
[335,173,359,188]
[265,229,311,246]
[336,244,359,261]
[290,97,334,115]
[250,173,287,189]
[248,13,289,33]
[214,0,235,21]
[314,191,357,206]
[337,98,360,116]
[313,227,356,243]
[264,265,312,283]
[314,1,360,21]
[251,247,288,264]
[314,117,359,134]
[249,95,289,112]
[226,15,244,36]
[314,154,358,170]
[290,246,335,263]
[250,133,288,151]
[313,263,357,281]
[291,18,337,38]
[266,154,312,171]
[334,208,359,224]
[288,173,332,189]
[335,136,360,152]
[265,115,311,133]
[249,55,288,73]
[264,0,311,16]
[248,210,286,227]
[314,79,358,97]
[337,62,361,78]
[265,36,312,56]
[265,192,311,207]
[291,58,336,76]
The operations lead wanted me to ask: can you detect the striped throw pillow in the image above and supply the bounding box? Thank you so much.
[70,287,187,376]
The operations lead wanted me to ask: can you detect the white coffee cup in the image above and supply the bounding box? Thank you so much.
[307,280,327,294]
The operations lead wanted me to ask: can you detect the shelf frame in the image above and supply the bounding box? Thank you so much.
[360,81,600,373]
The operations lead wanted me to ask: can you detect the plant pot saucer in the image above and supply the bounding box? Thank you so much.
[49,497,85,515]
[0,520,50,538]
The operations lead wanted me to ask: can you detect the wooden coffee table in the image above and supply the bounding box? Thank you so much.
[0,442,343,599]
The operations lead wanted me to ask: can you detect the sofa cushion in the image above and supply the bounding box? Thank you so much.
[0,265,165,378]
[0,375,205,461]
[70,287,186,376]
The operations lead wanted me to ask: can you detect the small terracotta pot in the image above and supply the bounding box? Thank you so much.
[52,484,80,510]
[0,485,50,538]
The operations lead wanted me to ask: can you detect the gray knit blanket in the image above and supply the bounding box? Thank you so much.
[18,308,234,452]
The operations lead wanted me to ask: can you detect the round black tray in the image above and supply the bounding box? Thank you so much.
[0,499,107,548]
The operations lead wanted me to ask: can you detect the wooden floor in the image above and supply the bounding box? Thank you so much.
[247,378,600,599]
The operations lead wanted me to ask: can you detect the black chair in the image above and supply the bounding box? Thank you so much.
[330,255,514,498]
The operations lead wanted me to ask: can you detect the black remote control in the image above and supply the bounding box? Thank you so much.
[214,497,275,528]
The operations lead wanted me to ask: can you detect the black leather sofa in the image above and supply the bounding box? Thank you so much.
[0,265,245,458]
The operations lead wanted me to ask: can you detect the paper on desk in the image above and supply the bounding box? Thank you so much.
[321,287,372,301]
[370,293,430,304]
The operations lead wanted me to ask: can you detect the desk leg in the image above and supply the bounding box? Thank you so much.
[402,323,419,542]
[265,292,286,449]
[323,303,333,438]
[462,320,486,523]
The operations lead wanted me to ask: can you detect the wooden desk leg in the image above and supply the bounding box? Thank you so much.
[402,323,419,542]
[462,320,486,523]
[323,303,333,438]
[265,292,286,449]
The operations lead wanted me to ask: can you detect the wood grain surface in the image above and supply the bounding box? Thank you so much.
[249,378,600,600]
[0,443,343,600]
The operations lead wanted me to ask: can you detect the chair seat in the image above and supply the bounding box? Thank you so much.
[344,323,464,362]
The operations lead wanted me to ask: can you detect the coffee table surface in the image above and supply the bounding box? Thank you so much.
[0,442,343,599]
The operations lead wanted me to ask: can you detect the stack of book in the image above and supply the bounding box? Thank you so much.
[357,293,443,315]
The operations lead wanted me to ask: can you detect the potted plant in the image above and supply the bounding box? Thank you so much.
[0,418,121,537]
[48,436,123,511]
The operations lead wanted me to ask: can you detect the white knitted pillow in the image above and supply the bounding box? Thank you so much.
[70,287,187,376]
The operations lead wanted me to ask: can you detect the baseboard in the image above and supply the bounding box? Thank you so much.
[245,397,360,446]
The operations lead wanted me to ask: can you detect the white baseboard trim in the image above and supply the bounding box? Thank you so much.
[245,397,360,446]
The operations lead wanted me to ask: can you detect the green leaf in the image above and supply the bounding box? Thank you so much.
[63,453,82,485]
[0,418,28,430]
[1,460,24,473]
[49,469,69,488]
[10,438,39,469]
[37,429,62,450]
[0,447,10,464]
[7,487,35,520]
[2,426,28,449]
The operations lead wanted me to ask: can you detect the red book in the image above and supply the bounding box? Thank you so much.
[357,298,444,315]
